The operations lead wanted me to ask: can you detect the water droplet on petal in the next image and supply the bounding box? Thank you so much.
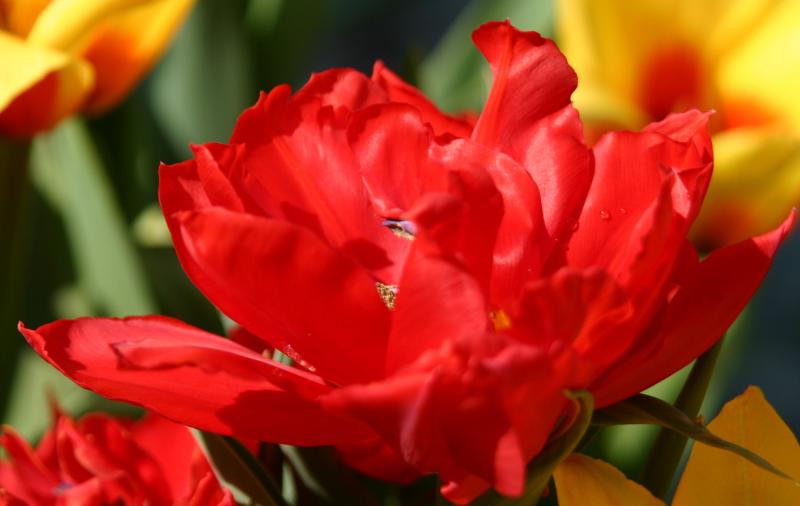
[282,345,317,372]
[618,207,627,215]
[599,210,611,221]
[571,220,579,231]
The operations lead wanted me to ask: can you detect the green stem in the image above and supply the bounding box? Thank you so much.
[641,337,724,499]
[0,137,31,419]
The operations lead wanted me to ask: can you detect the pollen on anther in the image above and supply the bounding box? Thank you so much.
[382,219,416,240]
[490,309,512,331]
[376,282,398,310]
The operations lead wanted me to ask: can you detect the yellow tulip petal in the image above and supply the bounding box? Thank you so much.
[673,387,800,506]
[556,0,718,126]
[0,30,94,136]
[75,0,194,113]
[556,0,786,129]
[554,454,665,506]
[0,0,52,36]
[717,0,800,134]
[692,127,800,248]
[26,0,156,51]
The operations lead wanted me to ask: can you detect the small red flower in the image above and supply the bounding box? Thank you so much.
[0,410,232,505]
[20,21,794,503]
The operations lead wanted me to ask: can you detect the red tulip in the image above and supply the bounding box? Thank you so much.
[0,410,232,505]
[20,21,794,503]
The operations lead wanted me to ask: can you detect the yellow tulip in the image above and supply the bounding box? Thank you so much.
[556,0,800,247]
[0,0,194,137]
[554,387,800,505]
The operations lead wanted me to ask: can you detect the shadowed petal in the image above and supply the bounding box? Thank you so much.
[20,317,366,445]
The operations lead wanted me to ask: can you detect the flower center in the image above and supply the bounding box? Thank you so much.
[490,309,512,331]
[382,219,416,240]
[376,282,398,310]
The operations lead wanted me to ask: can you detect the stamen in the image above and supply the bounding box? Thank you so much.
[376,282,398,310]
[490,309,512,331]
[382,219,416,240]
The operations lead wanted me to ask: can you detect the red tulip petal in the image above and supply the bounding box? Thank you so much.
[188,472,235,506]
[58,478,105,506]
[440,475,490,505]
[173,208,391,385]
[130,414,199,500]
[20,317,365,445]
[386,220,490,373]
[470,21,591,246]
[189,143,245,212]
[568,112,712,274]
[442,140,549,303]
[228,87,405,281]
[325,370,499,491]
[371,61,474,138]
[418,147,505,290]
[644,110,713,222]
[470,22,589,245]
[594,210,796,406]
[506,106,594,250]
[471,21,576,148]
[55,416,144,503]
[352,104,534,299]
[350,102,444,216]
[296,67,388,113]
[0,426,58,503]
[512,267,634,386]
[229,85,295,145]
[336,436,420,484]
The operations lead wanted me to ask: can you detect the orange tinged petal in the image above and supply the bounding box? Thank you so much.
[24,0,193,114]
[77,0,195,113]
[0,0,51,36]
[554,453,665,506]
[0,31,93,136]
[672,387,800,506]
[26,0,156,51]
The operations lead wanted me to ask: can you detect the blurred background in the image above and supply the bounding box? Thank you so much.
[2,0,798,495]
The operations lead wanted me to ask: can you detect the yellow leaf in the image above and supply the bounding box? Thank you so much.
[554,453,665,506]
[673,386,800,506]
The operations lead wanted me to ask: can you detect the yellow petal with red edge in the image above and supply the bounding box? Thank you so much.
[672,386,800,506]
[554,454,665,506]
[691,127,800,249]
[717,0,800,134]
[0,31,94,136]
[74,0,194,114]
[0,0,52,36]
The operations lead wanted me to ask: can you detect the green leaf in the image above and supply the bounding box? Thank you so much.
[0,137,31,418]
[279,445,381,506]
[30,118,157,317]
[419,0,553,113]
[474,390,594,506]
[593,393,800,485]
[642,339,724,498]
[192,430,286,506]
[149,0,257,156]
